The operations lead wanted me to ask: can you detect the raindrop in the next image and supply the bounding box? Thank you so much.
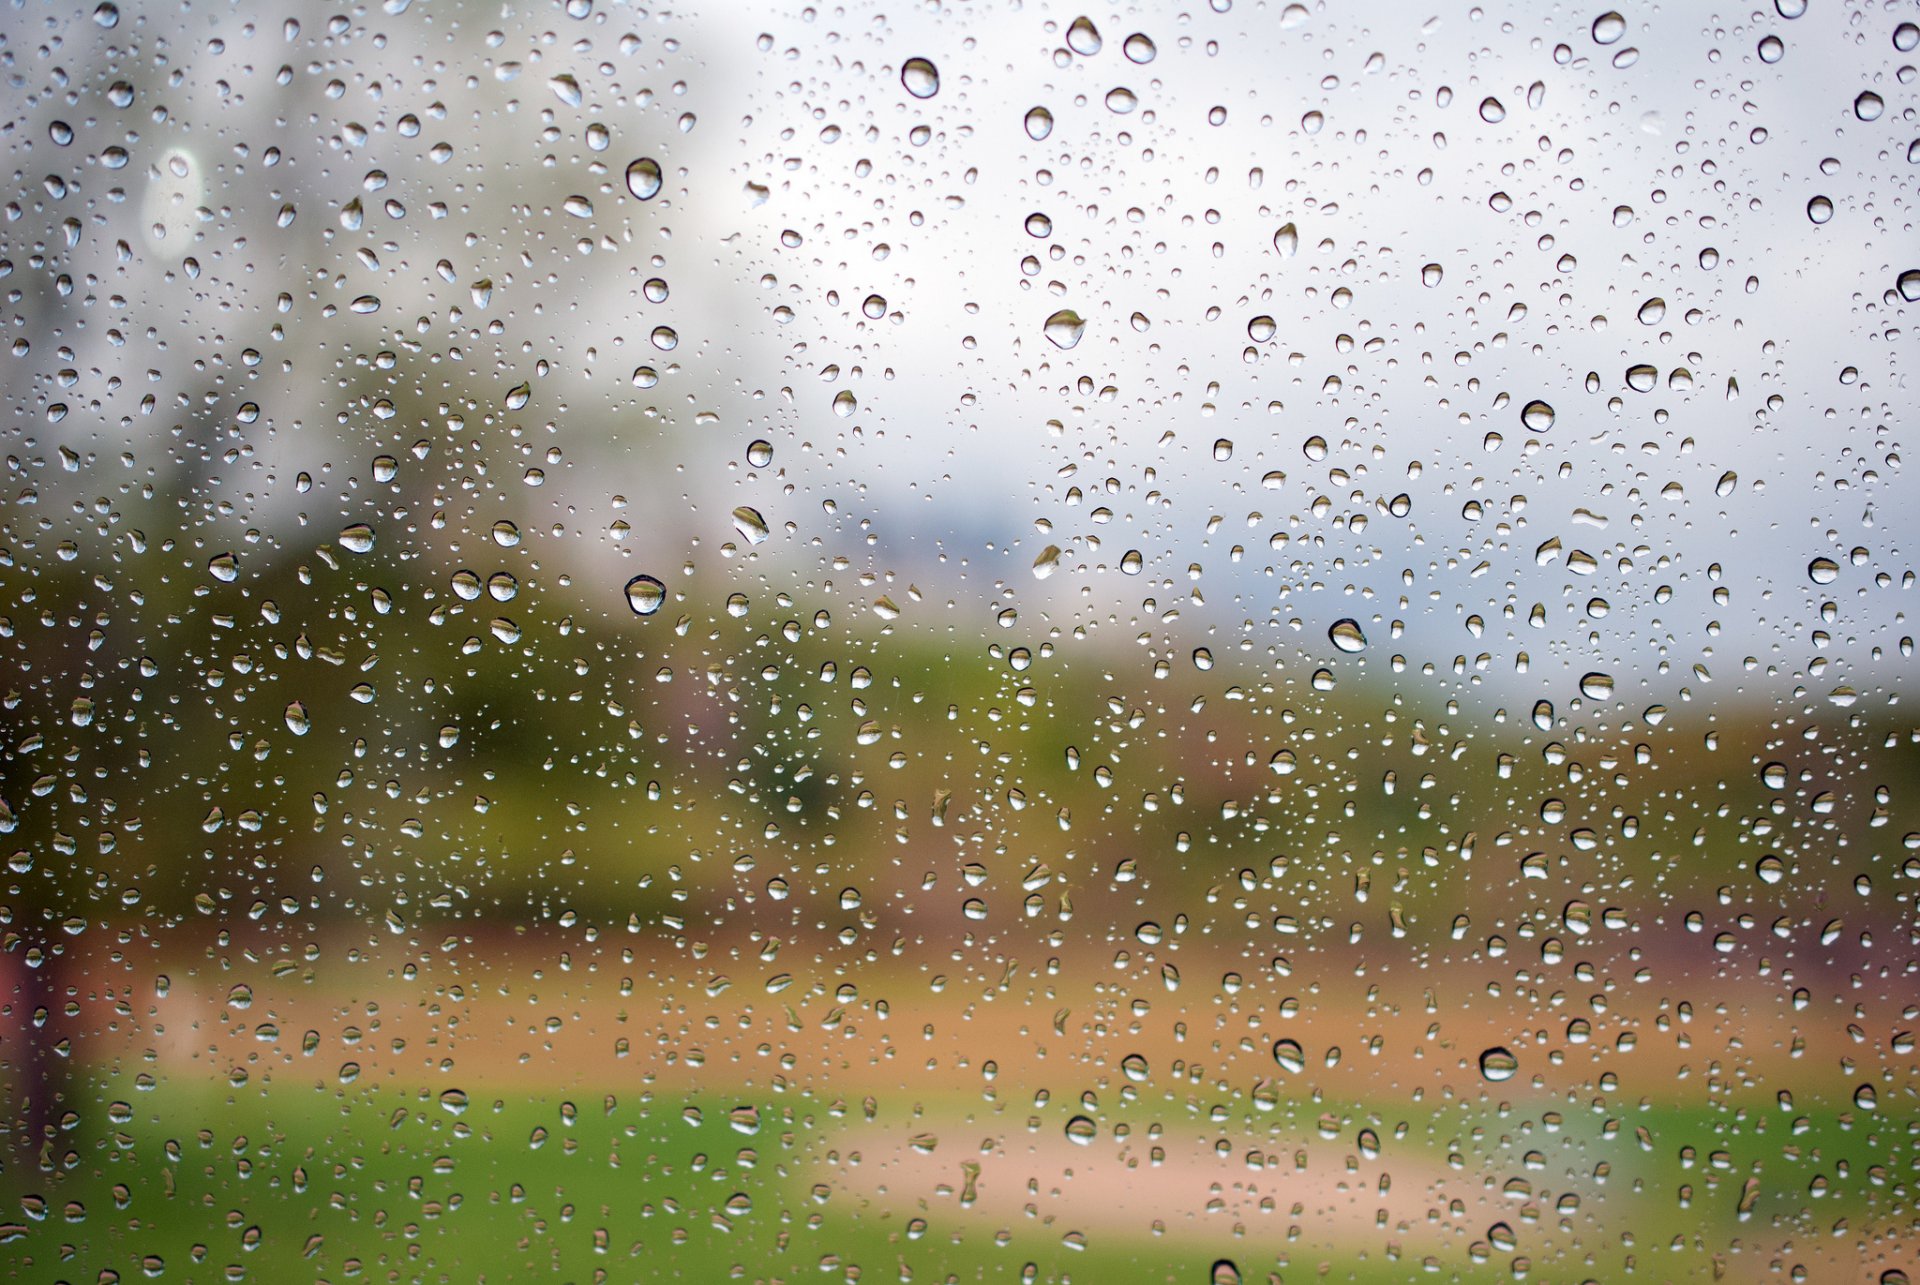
[747,439,774,467]
[1024,106,1054,140]
[208,552,238,582]
[1625,364,1658,392]
[1123,33,1156,63]
[1064,1115,1098,1144]
[732,507,771,545]
[1637,297,1666,324]
[1855,91,1884,121]
[625,158,663,200]
[901,57,940,99]
[625,575,666,616]
[1105,86,1138,114]
[1579,672,1615,700]
[1479,97,1506,123]
[1329,619,1368,653]
[1066,16,1103,56]
[284,701,310,736]
[1421,262,1444,287]
[1520,399,1555,431]
[1808,557,1839,585]
[1807,195,1833,224]
[338,524,376,554]
[1479,1047,1518,1081]
[1273,222,1299,257]
[1044,309,1086,349]
[1591,11,1626,44]
[1272,1039,1305,1072]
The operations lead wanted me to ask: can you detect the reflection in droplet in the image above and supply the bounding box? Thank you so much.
[1273,222,1299,257]
[1479,96,1506,123]
[1520,399,1555,432]
[1123,32,1156,63]
[1591,11,1626,44]
[901,57,940,99]
[625,575,666,616]
[1066,16,1103,56]
[625,157,663,200]
[1024,106,1054,140]
[338,524,376,554]
[1044,309,1086,349]
[1808,557,1839,585]
[1807,195,1833,224]
[1479,1047,1518,1081]
[731,506,771,544]
[1329,619,1367,653]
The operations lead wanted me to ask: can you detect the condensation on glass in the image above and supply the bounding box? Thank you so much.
[1,1,1916,1282]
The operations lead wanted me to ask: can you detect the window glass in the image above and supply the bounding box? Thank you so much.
[3,2,1916,1283]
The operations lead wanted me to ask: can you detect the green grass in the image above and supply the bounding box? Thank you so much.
[0,1075,1903,1284]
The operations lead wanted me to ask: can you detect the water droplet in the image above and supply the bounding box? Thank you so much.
[1896,22,1920,53]
[1024,106,1054,140]
[1479,96,1507,123]
[1211,1261,1242,1285]
[338,524,376,554]
[1066,16,1103,56]
[731,506,771,544]
[491,520,522,547]
[1123,32,1156,63]
[1808,556,1840,585]
[1272,1039,1305,1072]
[1855,91,1884,121]
[1421,262,1444,287]
[1899,270,1920,302]
[1637,296,1666,324]
[1105,86,1138,114]
[625,575,666,616]
[1758,34,1785,63]
[1044,309,1086,349]
[1212,438,1233,462]
[1775,0,1807,17]
[1520,399,1555,431]
[1032,545,1062,579]
[832,389,858,417]
[1121,1053,1149,1081]
[1329,619,1368,653]
[284,701,310,736]
[1303,435,1328,460]
[1247,315,1276,342]
[1625,364,1658,392]
[1064,1115,1098,1144]
[625,158,663,200]
[1479,1047,1518,1081]
[1807,195,1833,224]
[208,552,238,582]
[1591,11,1626,44]
[901,57,940,99]
[1579,672,1615,700]
[746,439,773,467]
[1273,222,1299,257]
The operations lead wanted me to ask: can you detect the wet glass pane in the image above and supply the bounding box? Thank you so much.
[2,1,1916,1282]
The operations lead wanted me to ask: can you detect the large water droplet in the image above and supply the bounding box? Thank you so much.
[1123,32,1156,63]
[1479,96,1507,123]
[1066,16,1103,56]
[1808,557,1839,585]
[338,524,376,554]
[901,57,940,99]
[1591,11,1626,44]
[625,574,666,616]
[1024,106,1054,140]
[1521,399,1555,431]
[1273,222,1299,257]
[1479,1047,1518,1081]
[1329,619,1368,653]
[1044,309,1086,349]
[625,157,663,200]
[731,506,771,544]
